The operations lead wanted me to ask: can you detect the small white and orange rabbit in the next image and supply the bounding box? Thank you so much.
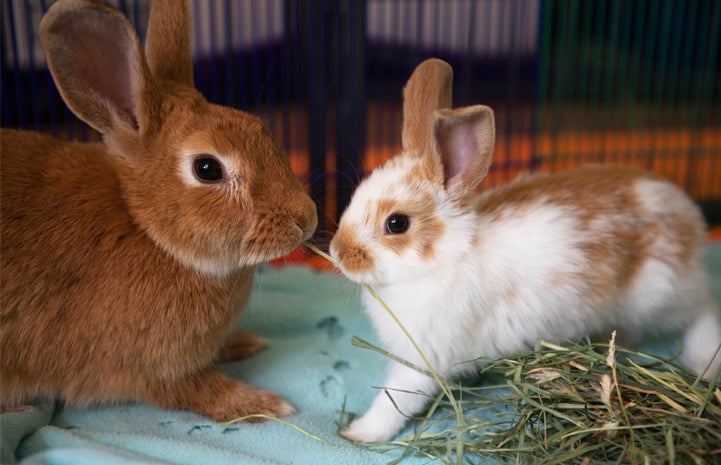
[330,58,721,443]
[0,0,317,421]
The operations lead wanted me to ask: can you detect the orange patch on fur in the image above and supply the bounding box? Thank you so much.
[331,225,374,274]
[376,190,445,260]
[476,166,703,298]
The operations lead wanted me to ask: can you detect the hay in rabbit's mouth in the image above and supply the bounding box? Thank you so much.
[304,242,721,465]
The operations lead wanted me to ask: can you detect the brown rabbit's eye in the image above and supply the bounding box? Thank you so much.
[193,156,224,183]
[385,214,410,235]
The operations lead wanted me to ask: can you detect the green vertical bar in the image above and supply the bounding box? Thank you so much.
[591,0,607,162]
[650,0,672,166]
[536,1,555,111]
[681,1,701,194]
[604,0,622,160]
[710,1,721,199]
[703,2,721,128]
[689,0,721,193]
[689,2,707,108]
[561,0,580,164]
[615,0,633,155]
[550,0,573,163]
[677,0,698,128]
[688,1,714,129]
[551,0,570,114]
[710,1,721,196]
[654,0,673,121]
[628,0,646,135]
[604,0,621,105]
[577,0,593,127]
[641,0,660,166]
[536,0,556,167]
[663,1,683,116]
[663,0,685,177]
[643,0,660,103]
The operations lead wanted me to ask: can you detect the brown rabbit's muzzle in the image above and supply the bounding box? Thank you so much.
[222,137,318,266]
[244,176,317,263]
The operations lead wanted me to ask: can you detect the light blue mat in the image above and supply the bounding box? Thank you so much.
[2,244,720,465]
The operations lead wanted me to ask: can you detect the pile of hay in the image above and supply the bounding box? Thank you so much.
[358,334,721,465]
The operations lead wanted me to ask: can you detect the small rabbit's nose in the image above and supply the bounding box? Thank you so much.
[329,227,374,274]
[298,207,317,241]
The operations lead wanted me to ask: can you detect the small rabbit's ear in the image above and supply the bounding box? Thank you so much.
[39,0,159,135]
[402,59,453,156]
[432,105,495,201]
[145,0,194,86]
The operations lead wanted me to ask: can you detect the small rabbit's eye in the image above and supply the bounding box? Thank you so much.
[193,156,224,183]
[385,213,410,235]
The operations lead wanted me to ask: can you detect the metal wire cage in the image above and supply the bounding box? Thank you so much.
[2,0,720,232]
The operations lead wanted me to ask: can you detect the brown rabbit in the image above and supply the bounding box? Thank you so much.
[0,0,317,422]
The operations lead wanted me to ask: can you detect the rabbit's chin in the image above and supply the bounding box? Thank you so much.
[166,222,312,276]
[341,266,436,290]
[337,268,376,287]
[172,247,292,277]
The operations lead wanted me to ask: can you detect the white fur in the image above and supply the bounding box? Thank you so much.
[681,296,721,377]
[331,161,721,443]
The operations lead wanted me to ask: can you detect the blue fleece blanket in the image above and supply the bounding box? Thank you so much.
[2,244,721,465]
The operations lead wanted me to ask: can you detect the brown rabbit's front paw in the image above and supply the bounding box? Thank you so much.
[188,380,294,423]
[216,329,270,362]
[145,366,293,423]
[213,384,295,423]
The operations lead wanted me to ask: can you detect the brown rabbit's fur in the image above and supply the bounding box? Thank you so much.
[0,0,316,421]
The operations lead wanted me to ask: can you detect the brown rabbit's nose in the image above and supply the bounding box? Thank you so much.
[277,185,316,241]
[262,178,317,240]
[296,196,318,240]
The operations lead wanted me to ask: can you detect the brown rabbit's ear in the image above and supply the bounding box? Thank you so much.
[402,58,453,156]
[145,0,194,86]
[39,0,159,135]
[432,105,495,201]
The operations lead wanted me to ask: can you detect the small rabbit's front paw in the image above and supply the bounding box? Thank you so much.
[340,412,400,443]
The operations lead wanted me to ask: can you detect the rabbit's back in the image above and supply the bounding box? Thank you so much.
[1,129,129,314]
[473,166,706,276]
[470,165,709,336]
